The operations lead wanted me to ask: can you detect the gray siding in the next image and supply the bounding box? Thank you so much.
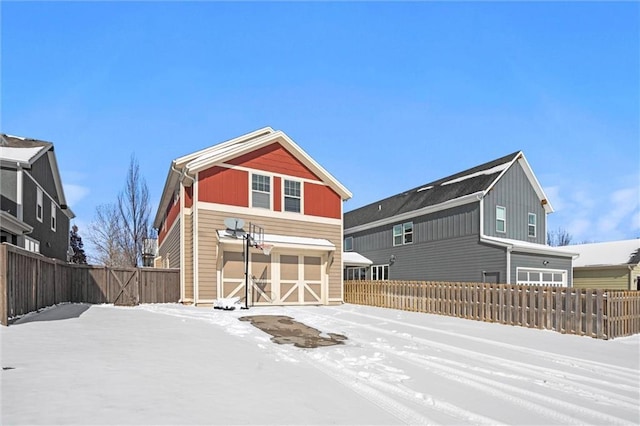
[1,167,17,215]
[30,153,60,205]
[348,203,511,282]
[350,203,480,253]
[483,162,547,244]
[21,173,70,261]
[510,252,573,286]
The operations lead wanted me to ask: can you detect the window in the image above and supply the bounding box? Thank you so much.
[371,265,389,280]
[252,174,271,209]
[36,187,43,222]
[283,179,301,213]
[496,206,506,233]
[51,201,57,231]
[344,236,353,252]
[344,267,367,280]
[393,222,413,246]
[24,236,40,254]
[517,268,565,287]
[528,213,536,237]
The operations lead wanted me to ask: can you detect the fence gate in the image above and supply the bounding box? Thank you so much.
[110,268,139,306]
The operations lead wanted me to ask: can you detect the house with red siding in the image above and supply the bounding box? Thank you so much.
[153,127,352,306]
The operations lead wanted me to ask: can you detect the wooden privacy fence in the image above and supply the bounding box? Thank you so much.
[344,280,640,340]
[0,243,180,326]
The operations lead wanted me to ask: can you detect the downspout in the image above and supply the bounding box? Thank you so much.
[16,163,24,222]
[184,165,198,305]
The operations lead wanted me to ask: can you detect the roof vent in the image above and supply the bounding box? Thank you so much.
[378,204,382,211]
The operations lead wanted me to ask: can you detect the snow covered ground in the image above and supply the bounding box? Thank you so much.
[1,302,639,425]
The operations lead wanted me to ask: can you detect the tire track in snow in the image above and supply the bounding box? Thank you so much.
[303,352,504,426]
[310,310,637,426]
[323,307,639,384]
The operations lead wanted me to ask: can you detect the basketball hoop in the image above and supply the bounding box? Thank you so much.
[258,243,274,256]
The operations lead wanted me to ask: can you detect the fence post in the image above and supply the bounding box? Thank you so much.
[0,245,8,326]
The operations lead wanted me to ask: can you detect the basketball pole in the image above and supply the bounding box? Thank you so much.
[243,233,249,310]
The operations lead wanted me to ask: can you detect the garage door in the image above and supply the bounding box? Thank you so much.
[277,255,323,305]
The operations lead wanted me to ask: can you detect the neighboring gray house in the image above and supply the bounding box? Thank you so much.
[344,151,577,286]
[0,134,74,261]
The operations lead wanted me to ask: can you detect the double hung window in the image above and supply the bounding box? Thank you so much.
[393,222,413,246]
[283,179,301,213]
[496,206,506,233]
[252,174,271,209]
[528,213,536,237]
[36,187,43,222]
[344,236,353,252]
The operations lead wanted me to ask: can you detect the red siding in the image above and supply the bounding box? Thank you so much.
[185,186,193,208]
[274,177,281,212]
[159,198,180,243]
[199,166,249,206]
[227,143,320,181]
[304,183,341,219]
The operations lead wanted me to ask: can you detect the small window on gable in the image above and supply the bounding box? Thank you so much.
[51,201,57,232]
[393,222,413,246]
[283,179,301,213]
[496,206,506,233]
[344,236,353,252]
[528,213,536,237]
[36,187,43,222]
[252,174,271,209]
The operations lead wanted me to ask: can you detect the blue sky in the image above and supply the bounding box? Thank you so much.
[2,1,639,249]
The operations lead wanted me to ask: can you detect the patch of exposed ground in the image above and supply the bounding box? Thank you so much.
[239,315,347,348]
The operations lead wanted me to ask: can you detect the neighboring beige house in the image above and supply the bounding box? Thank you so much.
[153,127,352,306]
[571,239,640,291]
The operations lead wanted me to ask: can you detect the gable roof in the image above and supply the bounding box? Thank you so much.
[570,239,640,268]
[154,127,352,228]
[0,134,71,212]
[344,151,551,230]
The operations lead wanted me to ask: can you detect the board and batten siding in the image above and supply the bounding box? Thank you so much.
[196,208,343,302]
[510,252,573,286]
[483,162,547,244]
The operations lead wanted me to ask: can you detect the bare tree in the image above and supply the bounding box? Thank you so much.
[88,203,129,267]
[117,155,151,267]
[547,227,573,246]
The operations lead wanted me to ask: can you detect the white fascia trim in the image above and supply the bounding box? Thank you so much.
[218,237,335,252]
[174,127,275,167]
[186,131,352,200]
[0,211,33,235]
[345,191,483,234]
[47,150,68,208]
[484,152,553,214]
[480,235,578,257]
[198,201,343,226]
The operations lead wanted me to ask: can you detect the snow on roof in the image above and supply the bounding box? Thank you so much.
[0,146,45,163]
[441,163,510,186]
[343,251,373,266]
[570,239,640,267]
[217,230,335,249]
[482,235,578,257]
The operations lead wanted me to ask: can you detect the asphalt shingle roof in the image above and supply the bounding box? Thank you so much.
[344,151,521,229]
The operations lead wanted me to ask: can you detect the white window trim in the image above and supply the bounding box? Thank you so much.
[496,206,506,233]
[51,201,57,232]
[371,264,389,281]
[393,222,413,246]
[250,172,272,210]
[24,236,40,254]
[528,213,536,238]
[36,187,43,222]
[344,236,353,252]
[516,267,566,287]
[283,179,303,214]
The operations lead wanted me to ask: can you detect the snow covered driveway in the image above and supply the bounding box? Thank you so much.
[2,303,639,425]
